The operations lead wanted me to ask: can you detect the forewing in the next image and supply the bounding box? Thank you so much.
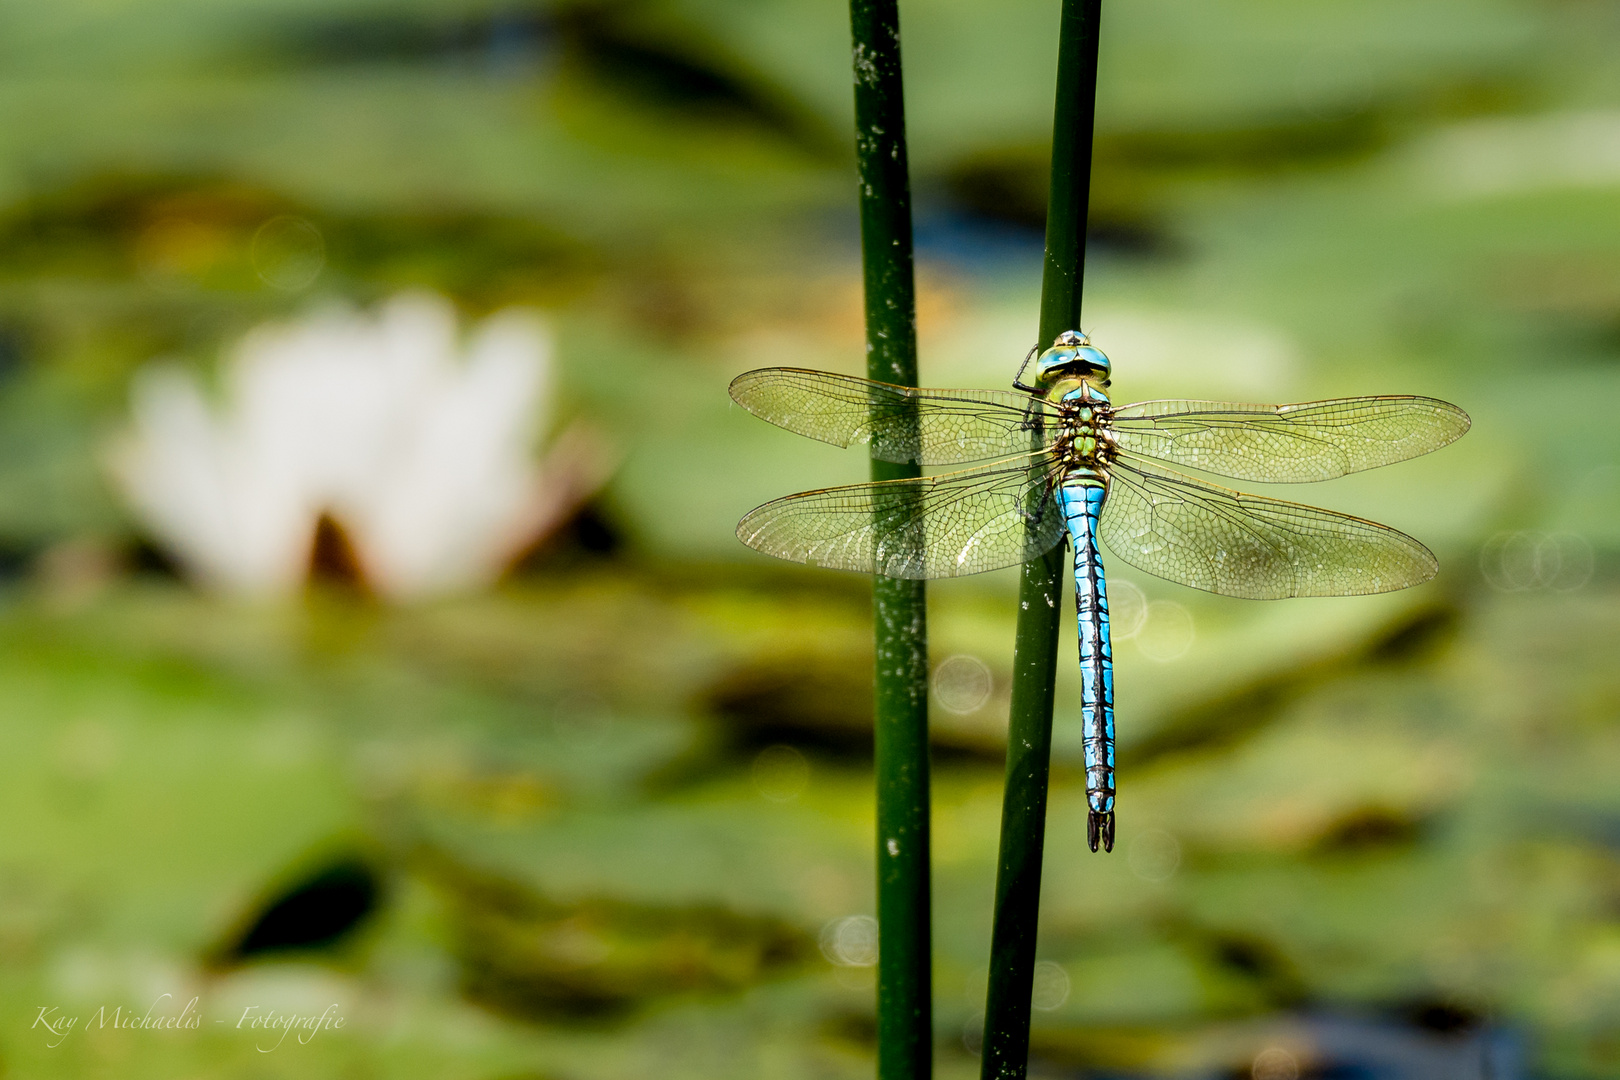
[1108,396,1470,483]
[1099,455,1437,598]
[730,367,1058,465]
[736,457,1067,580]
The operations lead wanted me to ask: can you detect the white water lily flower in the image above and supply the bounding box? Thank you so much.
[112,292,611,599]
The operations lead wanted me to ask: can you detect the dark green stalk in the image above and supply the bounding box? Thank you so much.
[980,1,1103,1078]
[848,3,931,1079]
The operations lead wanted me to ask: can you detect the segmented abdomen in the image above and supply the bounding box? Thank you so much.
[1059,475,1115,851]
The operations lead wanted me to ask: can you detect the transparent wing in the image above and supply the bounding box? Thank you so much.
[1099,454,1437,598]
[730,367,1059,465]
[736,456,1067,580]
[1108,396,1470,483]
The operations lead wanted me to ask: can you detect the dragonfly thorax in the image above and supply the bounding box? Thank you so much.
[1055,389,1116,471]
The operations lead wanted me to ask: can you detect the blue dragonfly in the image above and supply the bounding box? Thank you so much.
[730,331,1469,852]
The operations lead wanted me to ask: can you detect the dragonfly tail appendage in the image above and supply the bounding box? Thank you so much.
[1061,478,1117,854]
[1087,810,1115,853]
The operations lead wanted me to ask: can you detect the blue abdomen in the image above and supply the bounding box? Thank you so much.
[1059,477,1116,853]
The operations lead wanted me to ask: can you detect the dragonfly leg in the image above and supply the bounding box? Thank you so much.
[1020,482,1058,528]
[1011,341,1043,393]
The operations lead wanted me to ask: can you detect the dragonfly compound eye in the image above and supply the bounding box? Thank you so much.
[1074,345,1111,380]
[1034,339,1112,388]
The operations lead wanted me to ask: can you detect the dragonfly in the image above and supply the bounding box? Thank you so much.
[730,331,1470,852]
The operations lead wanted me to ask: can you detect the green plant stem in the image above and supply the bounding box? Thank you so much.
[980,0,1103,1077]
[849,2,931,1078]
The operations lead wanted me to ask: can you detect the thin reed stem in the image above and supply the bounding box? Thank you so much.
[848,2,932,1078]
[980,1,1104,1077]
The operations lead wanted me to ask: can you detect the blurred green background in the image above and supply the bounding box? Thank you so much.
[0,0,1618,1076]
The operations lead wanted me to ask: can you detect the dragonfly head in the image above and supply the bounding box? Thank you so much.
[1030,331,1111,400]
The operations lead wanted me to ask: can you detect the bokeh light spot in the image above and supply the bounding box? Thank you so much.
[1030,960,1070,1010]
[1136,600,1195,662]
[933,654,992,714]
[961,1011,984,1055]
[819,914,878,967]
[252,215,325,291]
[751,744,809,802]
[1128,828,1181,882]
[1252,1047,1299,1080]
[1109,578,1148,639]
[1480,531,1592,592]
